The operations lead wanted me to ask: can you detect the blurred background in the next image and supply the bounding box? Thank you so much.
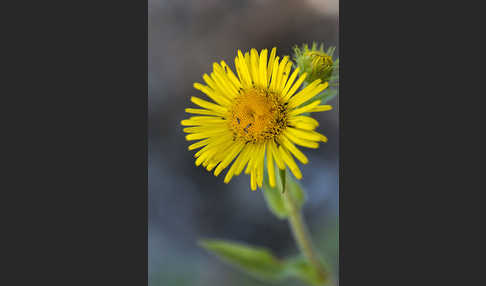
[149,0,339,285]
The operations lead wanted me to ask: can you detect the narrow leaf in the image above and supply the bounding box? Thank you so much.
[199,239,286,282]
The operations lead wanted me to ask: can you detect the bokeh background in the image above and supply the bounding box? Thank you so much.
[149,0,339,285]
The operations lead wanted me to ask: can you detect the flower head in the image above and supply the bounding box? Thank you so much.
[181,48,332,191]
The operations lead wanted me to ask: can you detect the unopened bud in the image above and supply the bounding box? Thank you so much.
[293,43,337,84]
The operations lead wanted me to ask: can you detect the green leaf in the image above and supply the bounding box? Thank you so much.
[283,256,328,286]
[198,239,287,282]
[262,172,287,219]
[262,168,306,219]
[287,174,305,208]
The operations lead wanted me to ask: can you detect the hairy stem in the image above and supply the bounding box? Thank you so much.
[280,169,328,284]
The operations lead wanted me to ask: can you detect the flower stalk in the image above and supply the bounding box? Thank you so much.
[280,169,328,284]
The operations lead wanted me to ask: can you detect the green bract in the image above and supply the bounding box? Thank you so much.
[293,43,339,105]
[293,42,337,84]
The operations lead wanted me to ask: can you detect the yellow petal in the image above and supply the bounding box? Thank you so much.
[279,136,309,164]
[286,127,327,142]
[190,96,227,114]
[269,57,280,91]
[185,129,226,141]
[276,61,292,93]
[288,100,321,116]
[284,131,319,149]
[266,142,276,187]
[281,67,300,101]
[258,49,268,88]
[185,108,220,116]
[310,105,333,112]
[274,56,289,92]
[278,145,302,180]
[220,61,242,90]
[285,73,307,100]
[188,138,211,151]
[288,81,328,109]
[214,142,245,177]
[266,47,277,85]
[250,169,257,191]
[270,141,285,170]
[235,144,253,175]
[237,50,252,87]
[224,145,248,183]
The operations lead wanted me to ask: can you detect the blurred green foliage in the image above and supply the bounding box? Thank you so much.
[262,168,306,219]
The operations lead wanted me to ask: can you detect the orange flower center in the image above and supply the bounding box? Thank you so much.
[229,88,287,143]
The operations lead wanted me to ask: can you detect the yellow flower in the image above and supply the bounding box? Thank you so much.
[181,48,332,191]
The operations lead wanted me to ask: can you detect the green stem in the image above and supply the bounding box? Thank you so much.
[280,169,328,284]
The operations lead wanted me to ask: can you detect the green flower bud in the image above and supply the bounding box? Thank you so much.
[293,43,337,84]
